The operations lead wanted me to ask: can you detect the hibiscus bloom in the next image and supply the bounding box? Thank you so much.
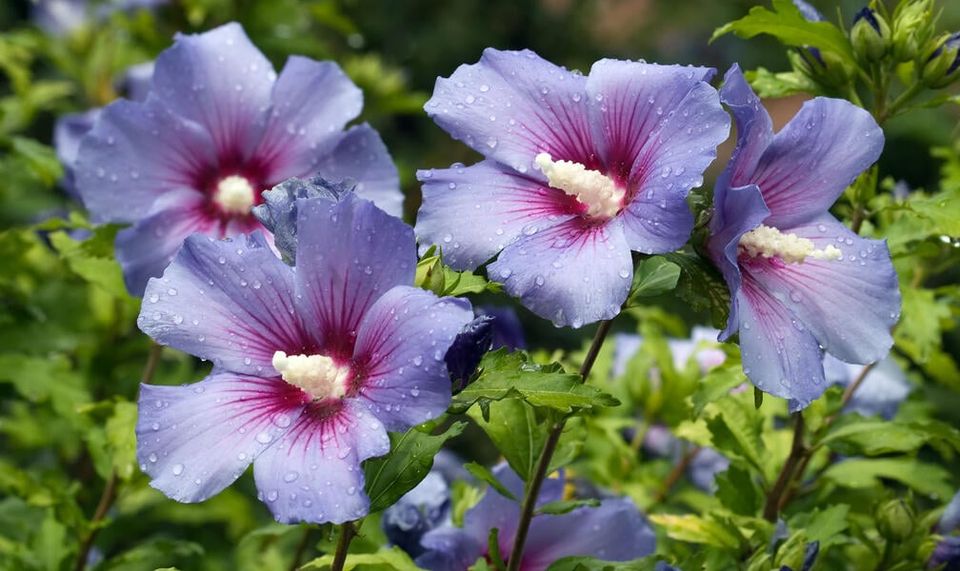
[135,191,472,523]
[416,464,655,571]
[76,22,401,295]
[416,49,729,327]
[707,66,900,410]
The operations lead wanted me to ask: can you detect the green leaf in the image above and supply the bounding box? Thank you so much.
[663,252,730,329]
[745,67,818,98]
[364,422,466,513]
[712,0,854,59]
[106,401,139,480]
[547,556,660,571]
[690,366,746,417]
[468,399,585,480]
[48,225,128,298]
[10,137,63,185]
[822,458,953,499]
[788,504,850,550]
[715,465,762,516]
[536,498,600,516]
[649,514,741,549]
[896,286,950,362]
[821,418,928,456]
[704,396,767,478]
[464,462,516,501]
[302,546,420,570]
[100,538,204,571]
[626,256,681,304]
[451,350,619,415]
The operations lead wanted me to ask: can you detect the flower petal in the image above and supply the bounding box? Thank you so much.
[252,399,389,524]
[707,184,770,340]
[584,61,726,252]
[751,98,883,228]
[54,109,100,199]
[416,160,576,270]
[138,232,311,374]
[745,214,900,364]
[425,48,595,174]
[75,97,217,223]
[312,124,403,217]
[353,285,473,431]
[136,371,305,503]
[521,498,656,570]
[254,57,362,183]
[736,280,827,409]
[716,65,774,205]
[489,217,633,328]
[417,527,484,571]
[150,22,276,161]
[115,191,217,296]
[294,194,416,357]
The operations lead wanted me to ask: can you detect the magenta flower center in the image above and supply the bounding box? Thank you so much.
[272,351,351,400]
[213,174,257,216]
[535,152,625,219]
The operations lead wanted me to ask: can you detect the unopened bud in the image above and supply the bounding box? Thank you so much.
[921,32,960,88]
[877,499,916,541]
[892,0,935,62]
[851,7,891,63]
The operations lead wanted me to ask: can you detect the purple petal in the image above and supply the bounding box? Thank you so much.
[252,399,389,524]
[416,160,576,270]
[940,489,960,533]
[707,184,770,340]
[745,214,899,364]
[294,194,415,357]
[584,61,725,252]
[736,281,827,409]
[688,448,730,491]
[136,371,305,503]
[716,66,774,209]
[115,191,217,296]
[138,232,311,374]
[75,97,217,223]
[382,472,451,558]
[417,527,484,571]
[425,48,596,174]
[353,285,473,431]
[253,57,362,183]
[751,98,883,228]
[312,124,403,217]
[476,305,527,350]
[489,217,633,328]
[252,176,348,262]
[122,61,154,102]
[54,109,100,199]
[522,498,656,570]
[150,23,276,160]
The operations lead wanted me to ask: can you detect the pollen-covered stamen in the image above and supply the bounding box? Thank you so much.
[535,153,625,219]
[213,175,256,215]
[738,224,842,264]
[272,351,350,400]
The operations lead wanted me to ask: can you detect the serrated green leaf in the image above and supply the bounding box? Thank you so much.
[547,556,661,571]
[744,67,818,98]
[451,350,619,414]
[627,256,681,304]
[106,401,139,480]
[302,546,420,570]
[663,252,730,329]
[715,465,761,516]
[364,422,466,513]
[48,225,128,298]
[704,396,766,478]
[821,418,928,456]
[712,0,854,59]
[649,514,741,549]
[536,498,600,516]
[464,462,516,501]
[822,458,953,499]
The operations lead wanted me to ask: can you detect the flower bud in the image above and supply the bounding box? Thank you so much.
[892,0,935,62]
[876,498,916,541]
[851,7,891,63]
[794,46,855,88]
[921,32,960,88]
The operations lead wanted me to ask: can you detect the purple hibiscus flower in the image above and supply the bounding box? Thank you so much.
[55,62,155,199]
[135,192,473,524]
[823,355,911,419]
[76,22,401,296]
[707,65,900,410]
[416,49,730,328]
[416,464,654,570]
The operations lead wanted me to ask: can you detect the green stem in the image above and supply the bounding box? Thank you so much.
[505,320,614,571]
[330,521,357,571]
[876,82,923,125]
[763,412,806,522]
